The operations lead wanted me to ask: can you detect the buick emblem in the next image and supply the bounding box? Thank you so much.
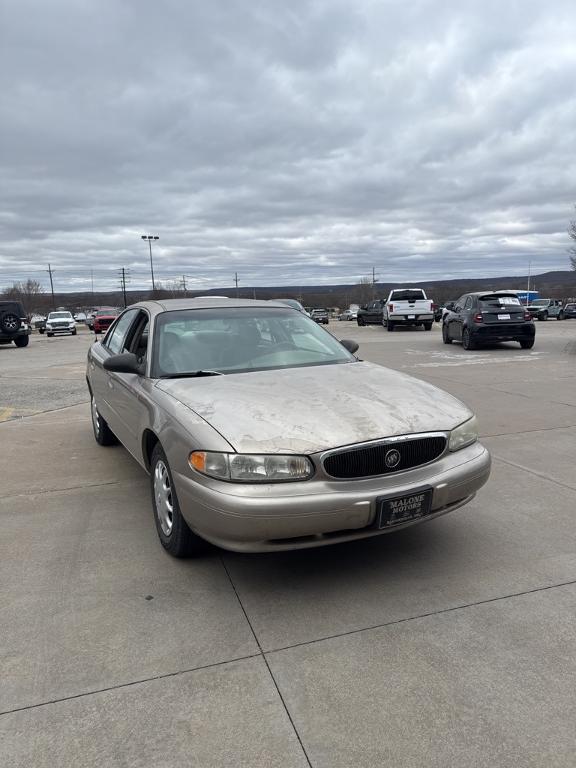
[385,448,401,469]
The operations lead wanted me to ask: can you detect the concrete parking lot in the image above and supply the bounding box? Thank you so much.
[1,321,576,767]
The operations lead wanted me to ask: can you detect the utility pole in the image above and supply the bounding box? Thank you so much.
[526,261,532,306]
[90,269,94,306]
[47,264,55,308]
[180,275,187,295]
[141,235,159,292]
[372,266,377,299]
[118,268,130,308]
[234,272,239,298]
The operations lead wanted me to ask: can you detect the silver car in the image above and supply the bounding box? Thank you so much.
[87,298,490,556]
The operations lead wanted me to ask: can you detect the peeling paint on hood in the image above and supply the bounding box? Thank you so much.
[155,361,473,454]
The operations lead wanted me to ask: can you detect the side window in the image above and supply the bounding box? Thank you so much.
[464,296,473,310]
[455,295,466,311]
[125,312,150,363]
[105,309,139,355]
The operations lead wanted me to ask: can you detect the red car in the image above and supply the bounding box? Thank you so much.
[93,308,120,334]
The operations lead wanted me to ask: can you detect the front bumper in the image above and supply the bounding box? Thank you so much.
[174,442,491,552]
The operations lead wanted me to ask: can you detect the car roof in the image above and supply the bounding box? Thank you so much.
[131,297,297,314]
[465,291,520,297]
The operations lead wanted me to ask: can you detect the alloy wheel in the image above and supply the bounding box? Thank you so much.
[154,460,174,536]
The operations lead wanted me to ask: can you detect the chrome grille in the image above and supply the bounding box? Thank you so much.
[323,435,447,479]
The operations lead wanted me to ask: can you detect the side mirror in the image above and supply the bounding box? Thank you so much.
[340,339,359,355]
[103,352,142,374]
[445,302,455,311]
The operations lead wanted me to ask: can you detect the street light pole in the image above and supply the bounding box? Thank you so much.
[141,235,159,291]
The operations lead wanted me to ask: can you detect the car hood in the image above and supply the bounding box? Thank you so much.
[155,362,473,455]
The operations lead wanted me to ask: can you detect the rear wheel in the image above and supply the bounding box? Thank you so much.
[387,321,394,332]
[91,394,118,446]
[423,322,432,331]
[462,327,476,350]
[520,338,535,349]
[538,312,548,321]
[357,317,365,326]
[39,328,45,334]
[150,443,205,558]
[442,323,452,344]
[14,335,29,348]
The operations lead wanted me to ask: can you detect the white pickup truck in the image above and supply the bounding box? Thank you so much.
[382,288,434,332]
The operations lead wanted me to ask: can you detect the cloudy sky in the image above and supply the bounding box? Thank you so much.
[1,0,576,293]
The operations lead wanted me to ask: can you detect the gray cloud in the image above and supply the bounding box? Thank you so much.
[1,0,576,292]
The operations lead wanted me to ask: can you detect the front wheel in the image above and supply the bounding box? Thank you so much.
[462,327,476,350]
[557,312,564,321]
[91,394,118,446]
[538,312,548,321]
[442,323,452,344]
[14,335,29,348]
[72,329,77,335]
[357,317,365,327]
[47,332,54,337]
[520,338,535,349]
[150,444,205,558]
[39,328,45,334]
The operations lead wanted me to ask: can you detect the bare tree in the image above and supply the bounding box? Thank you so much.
[2,279,47,314]
[354,276,373,305]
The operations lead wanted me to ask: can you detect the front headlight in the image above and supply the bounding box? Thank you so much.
[46,324,52,329]
[189,451,314,482]
[449,415,479,451]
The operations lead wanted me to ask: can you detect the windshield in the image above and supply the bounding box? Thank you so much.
[152,307,355,377]
[479,295,521,308]
[530,300,548,306]
[48,312,72,319]
[390,290,425,301]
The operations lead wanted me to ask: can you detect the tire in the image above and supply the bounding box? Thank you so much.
[520,338,535,349]
[442,323,452,344]
[387,321,394,332]
[39,328,45,334]
[423,322,432,331]
[150,443,205,558]
[538,312,548,321]
[357,317,365,327]
[90,394,118,446]
[462,327,476,350]
[72,329,77,335]
[14,335,29,348]
[0,312,20,334]
[557,312,564,321]
[47,332,54,337]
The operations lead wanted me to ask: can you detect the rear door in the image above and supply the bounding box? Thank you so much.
[449,295,468,340]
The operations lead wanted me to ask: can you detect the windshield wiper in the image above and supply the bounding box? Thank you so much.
[160,370,224,379]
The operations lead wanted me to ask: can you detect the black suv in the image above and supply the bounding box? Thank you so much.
[442,292,535,350]
[0,301,31,348]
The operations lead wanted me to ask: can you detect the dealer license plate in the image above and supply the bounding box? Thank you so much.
[498,313,510,320]
[376,489,433,529]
